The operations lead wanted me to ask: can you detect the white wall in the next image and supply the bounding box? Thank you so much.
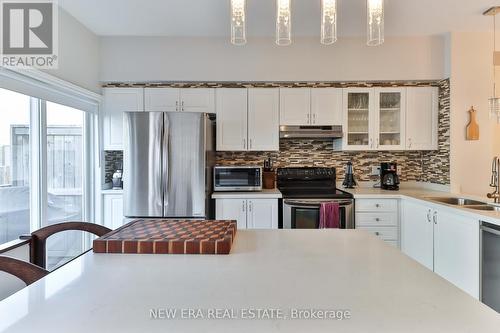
[43,8,101,94]
[99,36,445,83]
[449,32,500,196]
[0,244,30,301]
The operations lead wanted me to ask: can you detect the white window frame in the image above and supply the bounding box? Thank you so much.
[0,68,101,250]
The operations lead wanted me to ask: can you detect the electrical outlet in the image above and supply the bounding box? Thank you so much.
[371,166,381,176]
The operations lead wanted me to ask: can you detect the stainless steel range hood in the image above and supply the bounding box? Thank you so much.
[279,125,343,139]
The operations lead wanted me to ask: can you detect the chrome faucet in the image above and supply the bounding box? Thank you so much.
[488,157,500,203]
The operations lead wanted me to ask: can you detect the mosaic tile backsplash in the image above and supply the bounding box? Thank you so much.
[102,80,450,186]
[104,150,123,184]
[215,80,450,185]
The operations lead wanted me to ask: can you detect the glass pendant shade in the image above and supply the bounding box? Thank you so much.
[321,0,337,45]
[367,0,384,46]
[230,0,246,45]
[489,97,500,122]
[276,0,292,46]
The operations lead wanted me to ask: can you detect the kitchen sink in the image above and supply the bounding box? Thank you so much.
[465,205,500,212]
[426,197,486,206]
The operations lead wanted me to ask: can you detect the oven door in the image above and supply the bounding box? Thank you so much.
[283,199,354,229]
[213,167,262,191]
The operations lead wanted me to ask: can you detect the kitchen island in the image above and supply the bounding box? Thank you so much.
[0,230,499,332]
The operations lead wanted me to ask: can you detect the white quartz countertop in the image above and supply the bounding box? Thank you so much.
[211,188,282,199]
[343,185,500,226]
[0,230,498,333]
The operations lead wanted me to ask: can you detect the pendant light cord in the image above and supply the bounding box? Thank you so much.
[494,14,497,98]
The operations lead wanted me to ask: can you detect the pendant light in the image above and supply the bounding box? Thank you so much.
[230,0,246,45]
[320,0,337,45]
[276,0,292,46]
[485,7,500,123]
[367,0,384,46]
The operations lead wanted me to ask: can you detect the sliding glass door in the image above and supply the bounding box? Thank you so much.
[0,89,31,245]
[45,102,86,269]
[0,88,96,270]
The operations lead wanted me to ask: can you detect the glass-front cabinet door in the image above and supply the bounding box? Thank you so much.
[343,88,374,150]
[375,88,406,151]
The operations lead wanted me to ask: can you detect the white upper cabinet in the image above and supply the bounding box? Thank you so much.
[342,87,437,151]
[180,88,215,113]
[144,88,215,113]
[374,87,406,151]
[406,87,439,150]
[342,88,375,151]
[102,88,144,150]
[216,89,248,151]
[280,88,311,125]
[144,88,179,112]
[248,88,280,151]
[311,88,343,126]
[280,88,342,126]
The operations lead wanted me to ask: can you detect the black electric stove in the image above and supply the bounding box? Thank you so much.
[277,167,353,199]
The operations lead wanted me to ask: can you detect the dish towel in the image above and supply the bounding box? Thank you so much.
[319,202,340,229]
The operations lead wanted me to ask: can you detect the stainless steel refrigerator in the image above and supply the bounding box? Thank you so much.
[123,112,215,219]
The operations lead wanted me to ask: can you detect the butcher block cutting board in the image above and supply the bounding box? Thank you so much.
[93,219,237,255]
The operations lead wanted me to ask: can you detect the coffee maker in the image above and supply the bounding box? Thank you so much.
[380,162,400,191]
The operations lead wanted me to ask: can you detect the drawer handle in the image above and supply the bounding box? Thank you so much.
[375,218,380,222]
[375,204,380,208]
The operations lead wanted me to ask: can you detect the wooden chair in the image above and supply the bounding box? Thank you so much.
[31,222,112,269]
[0,256,48,286]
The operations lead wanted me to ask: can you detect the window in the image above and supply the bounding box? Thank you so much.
[0,88,96,270]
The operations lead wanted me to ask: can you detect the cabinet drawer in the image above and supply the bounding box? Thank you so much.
[355,199,398,212]
[356,212,398,227]
[357,226,398,240]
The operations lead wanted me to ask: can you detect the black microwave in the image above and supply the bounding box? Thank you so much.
[213,166,262,192]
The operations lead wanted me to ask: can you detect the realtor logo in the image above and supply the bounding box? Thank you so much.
[1,0,58,68]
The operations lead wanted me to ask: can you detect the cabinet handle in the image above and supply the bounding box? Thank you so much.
[243,139,246,150]
[376,138,379,149]
[375,204,380,208]
[249,201,252,212]
[313,113,317,124]
[375,218,380,222]
[408,138,413,149]
[175,100,178,112]
[369,138,373,149]
[427,209,432,223]
[242,201,246,212]
[181,100,184,112]
[307,113,311,124]
[375,232,380,236]
[249,139,253,150]
[433,211,438,225]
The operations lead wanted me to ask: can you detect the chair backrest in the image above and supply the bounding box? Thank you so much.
[0,256,48,286]
[31,222,112,269]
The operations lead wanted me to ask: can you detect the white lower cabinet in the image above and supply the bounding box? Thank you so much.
[401,199,479,299]
[355,199,400,247]
[103,194,124,230]
[215,199,278,230]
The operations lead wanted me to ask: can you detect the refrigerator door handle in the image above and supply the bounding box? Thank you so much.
[162,113,170,216]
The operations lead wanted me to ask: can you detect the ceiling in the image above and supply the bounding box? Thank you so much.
[59,0,498,37]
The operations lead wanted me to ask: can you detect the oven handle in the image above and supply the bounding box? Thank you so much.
[284,199,353,207]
